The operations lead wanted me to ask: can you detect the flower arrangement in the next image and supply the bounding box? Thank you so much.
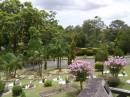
[69,60,93,90]
[105,56,127,78]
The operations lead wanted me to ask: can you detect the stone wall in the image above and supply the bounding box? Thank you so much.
[78,78,113,97]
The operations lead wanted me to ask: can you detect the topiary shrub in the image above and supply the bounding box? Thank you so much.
[0,80,5,95]
[44,80,52,87]
[95,62,104,72]
[12,86,23,97]
[75,48,100,56]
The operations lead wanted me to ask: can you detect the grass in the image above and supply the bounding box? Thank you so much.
[117,64,130,90]
[2,69,80,97]
[2,65,130,97]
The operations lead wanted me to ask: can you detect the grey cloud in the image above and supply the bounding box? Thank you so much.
[32,0,106,11]
[82,1,106,11]
[106,11,130,20]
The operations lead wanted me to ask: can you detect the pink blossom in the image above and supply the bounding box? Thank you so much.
[104,56,127,68]
[68,60,93,75]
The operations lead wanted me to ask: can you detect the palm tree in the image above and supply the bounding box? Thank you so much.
[0,53,23,79]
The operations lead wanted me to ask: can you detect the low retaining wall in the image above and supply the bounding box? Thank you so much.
[78,78,113,97]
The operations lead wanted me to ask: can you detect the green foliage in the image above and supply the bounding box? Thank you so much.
[44,80,52,87]
[0,80,5,93]
[75,71,87,82]
[12,86,23,97]
[118,28,130,54]
[95,62,104,71]
[65,78,70,84]
[0,53,23,79]
[114,48,124,56]
[95,49,108,62]
[76,48,100,56]
[107,77,120,87]
[21,91,26,97]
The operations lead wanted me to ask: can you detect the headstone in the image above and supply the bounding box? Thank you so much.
[78,78,113,97]
[14,79,20,85]
[126,80,130,84]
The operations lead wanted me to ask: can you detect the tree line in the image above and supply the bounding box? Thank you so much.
[0,0,130,79]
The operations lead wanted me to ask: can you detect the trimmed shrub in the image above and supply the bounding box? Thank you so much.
[0,80,5,94]
[95,62,104,72]
[12,86,23,97]
[95,50,108,62]
[76,48,88,56]
[86,49,94,56]
[44,80,52,87]
[75,48,100,56]
[107,77,120,87]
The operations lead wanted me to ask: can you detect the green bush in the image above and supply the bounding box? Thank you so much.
[21,91,26,97]
[44,80,52,87]
[12,86,23,97]
[95,62,104,71]
[114,48,124,56]
[107,77,120,87]
[95,50,108,62]
[0,80,5,94]
[86,49,95,56]
[76,48,100,56]
[76,48,88,56]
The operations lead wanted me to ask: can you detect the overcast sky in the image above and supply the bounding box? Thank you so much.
[20,0,130,27]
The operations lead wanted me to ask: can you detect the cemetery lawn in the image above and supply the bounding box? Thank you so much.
[118,64,130,90]
[2,65,130,97]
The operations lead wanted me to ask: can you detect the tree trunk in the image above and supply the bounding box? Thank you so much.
[80,81,83,90]
[14,68,17,78]
[59,57,62,72]
[57,57,60,69]
[31,61,35,70]
[39,64,42,77]
[41,64,43,78]
[38,64,41,77]
[44,59,47,70]
[68,56,71,65]
[13,33,17,53]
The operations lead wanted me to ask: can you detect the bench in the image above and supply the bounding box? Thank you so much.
[110,87,130,97]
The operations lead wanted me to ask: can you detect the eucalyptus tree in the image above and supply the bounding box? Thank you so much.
[107,20,128,43]
[105,20,129,54]
[118,27,130,54]
[82,16,106,47]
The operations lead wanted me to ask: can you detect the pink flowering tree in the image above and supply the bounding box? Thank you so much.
[69,60,93,90]
[105,56,127,78]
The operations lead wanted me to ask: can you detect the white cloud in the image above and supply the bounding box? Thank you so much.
[20,0,130,27]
